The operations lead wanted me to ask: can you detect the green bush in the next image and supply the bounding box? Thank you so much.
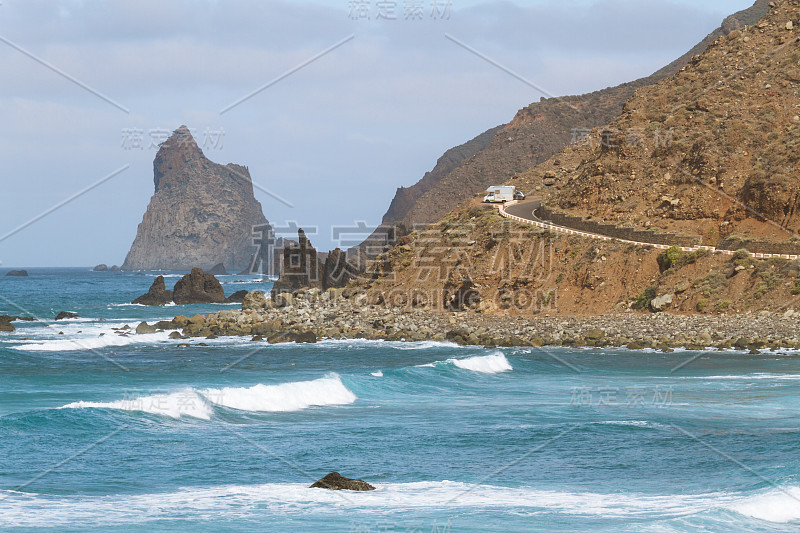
[697,298,709,312]
[635,286,658,310]
[792,278,800,296]
[657,246,684,272]
[754,270,780,299]
[732,249,751,260]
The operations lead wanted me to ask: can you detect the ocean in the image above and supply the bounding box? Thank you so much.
[1,268,799,531]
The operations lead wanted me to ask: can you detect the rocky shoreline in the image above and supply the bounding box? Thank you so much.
[147,288,800,353]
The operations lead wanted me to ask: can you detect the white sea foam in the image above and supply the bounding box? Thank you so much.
[314,338,460,350]
[0,482,743,528]
[201,374,356,412]
[60,389,212,420]
[449,352,512,374]
[57,375,356,419]
[14,330,172,352]
[728,486,800,523]
[371,370,383,377]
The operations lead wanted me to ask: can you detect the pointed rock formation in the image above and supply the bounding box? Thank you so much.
[132,275,173,306]
[121,126,269,271]
[271,229,323,295]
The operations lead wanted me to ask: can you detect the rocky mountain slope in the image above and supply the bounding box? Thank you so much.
[122,126,269,271]
[353,1,800,317]
[369,0,771,233]
[517,0,798,251]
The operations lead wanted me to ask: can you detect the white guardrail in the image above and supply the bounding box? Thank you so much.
[496,200,800,260]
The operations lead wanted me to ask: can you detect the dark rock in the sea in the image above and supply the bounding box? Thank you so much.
[310,472,375,491]
[132,275,174,306]
[55,311,79,321]
[0,315,34,323]
[267,330,317,344]
[154,320,177,330]
[110,265,121,272]
[173,268,226,304]
[6,270,28,277]
[136,321,158,334]
[207,263,228,276]
[272,229,323,295]
[93,264,108,272]
[169,331,183,339]
[0,322,14,332]
[225,290,248,303]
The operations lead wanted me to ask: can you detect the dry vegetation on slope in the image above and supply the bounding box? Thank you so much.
[515,0,800,252]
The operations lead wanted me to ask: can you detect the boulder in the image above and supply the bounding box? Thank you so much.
[169,331,183,339]
[55,311,79,321]
[93,264,108,272]
[273,292,294,308]
[154,320,177,330]
[172,315,191,327]
[584,329,605,341]
[226,290,248,303]
[110,265,121,272]
[6,270,28,277]
[267,330,317,344]
[0,322,14,332]
[242,290,269,311]
[207,262,228,276]
[172,268,226,304]
[132,276,174,305]
[310,472,375,491]
[136,321,158,334]
[650,293,674,312]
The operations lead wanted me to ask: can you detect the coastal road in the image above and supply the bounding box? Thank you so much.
[494,199,800,260]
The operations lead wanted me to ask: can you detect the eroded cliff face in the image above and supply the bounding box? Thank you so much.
[122,126,268,271]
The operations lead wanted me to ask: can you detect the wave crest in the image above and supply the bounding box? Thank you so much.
[58,375,356,419]
[202,374,356,412]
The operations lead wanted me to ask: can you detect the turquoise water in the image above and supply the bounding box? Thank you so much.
[1,269,800,531]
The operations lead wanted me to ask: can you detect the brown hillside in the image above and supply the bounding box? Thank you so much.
[516,0,800,252]
[353,1,800,318]
[373,0,770,232]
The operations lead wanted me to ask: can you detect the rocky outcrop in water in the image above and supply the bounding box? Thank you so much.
[121,126,269,271]
[132,276,174,306]
[172,268,226,304]
[310,472,375,491]
[55,312,79,320]
[5,270,28,277]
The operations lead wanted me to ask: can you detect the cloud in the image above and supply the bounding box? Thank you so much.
[0,0,735,265]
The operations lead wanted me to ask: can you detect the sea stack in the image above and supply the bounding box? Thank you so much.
[121,126,269,271]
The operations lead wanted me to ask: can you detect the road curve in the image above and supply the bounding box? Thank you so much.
[494,199,800,260]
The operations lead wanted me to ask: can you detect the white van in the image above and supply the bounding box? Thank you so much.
[483,186,516,203]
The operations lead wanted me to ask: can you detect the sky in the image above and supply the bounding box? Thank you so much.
[0,0,756,267]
